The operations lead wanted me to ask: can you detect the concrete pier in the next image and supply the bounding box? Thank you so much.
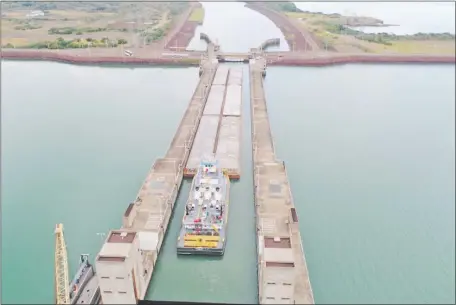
[184,66,243,179]
[95,55,219,303]
[249,57,314,304]
[259,38,281,52]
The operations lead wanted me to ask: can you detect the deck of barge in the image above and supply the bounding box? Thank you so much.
[249,57,314,304]
[184,66,243,179]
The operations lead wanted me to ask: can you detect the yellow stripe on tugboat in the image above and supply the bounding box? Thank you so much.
[183,235,220,248]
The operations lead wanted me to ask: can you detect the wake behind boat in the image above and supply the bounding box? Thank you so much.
[177,157,230,256]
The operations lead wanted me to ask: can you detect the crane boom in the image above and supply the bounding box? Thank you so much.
[54,223,70,305]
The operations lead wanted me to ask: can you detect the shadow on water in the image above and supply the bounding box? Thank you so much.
[147,63,257,304]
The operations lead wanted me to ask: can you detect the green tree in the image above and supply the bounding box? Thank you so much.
[48,42,59,49]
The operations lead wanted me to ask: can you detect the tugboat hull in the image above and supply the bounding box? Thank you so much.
[177,159,230,256]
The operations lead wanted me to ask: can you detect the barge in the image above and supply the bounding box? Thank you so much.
[177,157,230,255]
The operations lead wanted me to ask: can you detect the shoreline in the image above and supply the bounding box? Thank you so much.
[268,53,455,66]
[245,3,321,51]
[2,2,454,68]
[245,3,455,56]
[164,2,202,50]
[1,49,454,67]
[0,50,200,66]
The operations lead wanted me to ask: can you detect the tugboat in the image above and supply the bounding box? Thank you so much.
[54,223,100,305]
[69,254,100,304]
[177,157,230,255]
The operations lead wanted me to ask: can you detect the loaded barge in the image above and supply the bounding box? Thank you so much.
[177,157,230,255]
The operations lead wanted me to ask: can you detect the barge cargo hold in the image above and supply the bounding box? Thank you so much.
[177,158,230,255]
[223,85,242,116]
[185,115,220,177]
[227,67,243,86]
[215,116,242,179]
[185,66,243,179]
[212,65,230,85]
[203,85,226,116]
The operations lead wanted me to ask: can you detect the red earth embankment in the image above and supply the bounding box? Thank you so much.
[164,3,202,50]
[246,3,320,52]
[268,54,456,66]
[1,50,201,66]
[2,50,454,67]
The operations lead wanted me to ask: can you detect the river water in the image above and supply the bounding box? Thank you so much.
[187,2,289,52]
[1,2,455,304]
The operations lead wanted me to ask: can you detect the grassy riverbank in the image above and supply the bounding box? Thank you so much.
[254,1,455,55]
[1,1,189,50]
[285,11,455,55]
[188,7,205,25]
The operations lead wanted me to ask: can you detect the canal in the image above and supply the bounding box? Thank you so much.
[187,2,289,52]
[1,2,455,305]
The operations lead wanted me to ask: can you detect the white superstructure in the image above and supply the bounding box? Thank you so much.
[95,230,146,304]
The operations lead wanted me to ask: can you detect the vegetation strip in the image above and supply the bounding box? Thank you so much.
[249,1,455,55]
[1,1,189,50]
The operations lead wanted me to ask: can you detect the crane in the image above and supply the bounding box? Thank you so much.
[54,223,70,305]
